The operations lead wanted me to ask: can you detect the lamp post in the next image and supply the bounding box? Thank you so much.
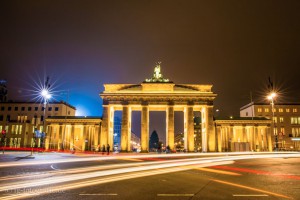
[267,92,278,151]
[41,89,51,149]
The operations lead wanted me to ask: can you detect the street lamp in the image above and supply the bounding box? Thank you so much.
[267,92,278,151]
[41,88,51,149]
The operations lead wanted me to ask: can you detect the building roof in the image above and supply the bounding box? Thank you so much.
[48,116,101,120]
[240,102,300,110]
[0,101,76,110]
[214,116,270,121]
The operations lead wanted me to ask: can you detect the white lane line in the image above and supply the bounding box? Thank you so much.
[79,194,118,196]
[157,194,194,197]
[50,164,58,170]
[233,194,269,197]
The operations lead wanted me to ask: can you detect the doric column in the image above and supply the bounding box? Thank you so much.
[141,104,149,152]
[229,126,234,151]
[45,125,51,150]
[206,106,216,152]
[254,126,259,150]
[121,105,131,152]
[201,107,207,152]
[267,126,273,151]
[242,126,246,142]
[101,106,109,147]
[184,107,188,150]
[58,125,63,150]
[216,125,222,152]
[257,127,263,151]
[93,125,99,149]
[166,104,174,150]
[187,105,194,152]
[70,125,75,150]
[82,125,87,151]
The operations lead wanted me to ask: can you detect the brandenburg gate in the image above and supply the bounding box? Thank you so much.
[100,63,217,152]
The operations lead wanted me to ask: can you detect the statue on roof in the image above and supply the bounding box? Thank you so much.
[154,62,162,79]
[144,62,170,83]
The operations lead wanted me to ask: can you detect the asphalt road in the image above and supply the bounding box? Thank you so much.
[0,152,299,200]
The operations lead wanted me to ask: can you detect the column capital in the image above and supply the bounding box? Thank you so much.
[168,101,175,106]
[102,99,109,105]
[187,101,194,106]
[141,101,149,106]
[121,101,129,106]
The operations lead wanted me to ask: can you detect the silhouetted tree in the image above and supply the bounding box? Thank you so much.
[149,130,159,150]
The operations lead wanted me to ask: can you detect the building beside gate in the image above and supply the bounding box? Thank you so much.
[240,102,300,150]
[45,116,101,151]
[215,117,272,152]
[0,101,75,148]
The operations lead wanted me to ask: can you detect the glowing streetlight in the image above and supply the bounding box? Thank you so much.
[41,89,51,100]
[41,86,51,149]
[267,92,278,151]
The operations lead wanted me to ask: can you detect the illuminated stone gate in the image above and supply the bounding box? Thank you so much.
[100,63,217,152]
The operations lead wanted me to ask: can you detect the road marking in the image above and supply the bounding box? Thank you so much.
[157,194,194,197]
[79,194,118,196]
[211,166,300,180]
[117,157,143,162]
[196,167,241,176]
[211,179,292,199]
[233,194,269,197]
[50,164,58,170]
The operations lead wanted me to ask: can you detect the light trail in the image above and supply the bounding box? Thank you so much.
[211,179,292,199]
[0,161,233,200]
[0,151,298,168]
[1,153,299,182]
[0,156,237,181]
[194,167,241,176]
[0,153,298,200]
[0,159,235,193]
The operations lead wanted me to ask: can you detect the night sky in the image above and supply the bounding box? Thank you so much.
[1,0,300,141]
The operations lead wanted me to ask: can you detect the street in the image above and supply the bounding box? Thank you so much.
[0,152,299,200]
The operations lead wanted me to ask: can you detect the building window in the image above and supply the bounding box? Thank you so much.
[21,107,25,111]
[292,128,300,137]
[291,117,299,124]
[280,127,285,135]
[264,108,269,112]
[48,107,52,111]
[272,108,276,112]
[286,108,290,112]
[6,115,10,121]
[293,108,298,113]
[279,108,283,112]
[0,115,3,121]
[1,106,4,111]
[35,107,38,111]
[28,107,32,111]
[41,115,44,122]
[8,107,11,111]
[42,107,45,111]
[279,117,284,123]
[258,108,262,112]
[55,107,59,111]
[15,107,18,111]
[273,117,277,123]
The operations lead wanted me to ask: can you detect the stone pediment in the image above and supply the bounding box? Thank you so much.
[103,83,213,94]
